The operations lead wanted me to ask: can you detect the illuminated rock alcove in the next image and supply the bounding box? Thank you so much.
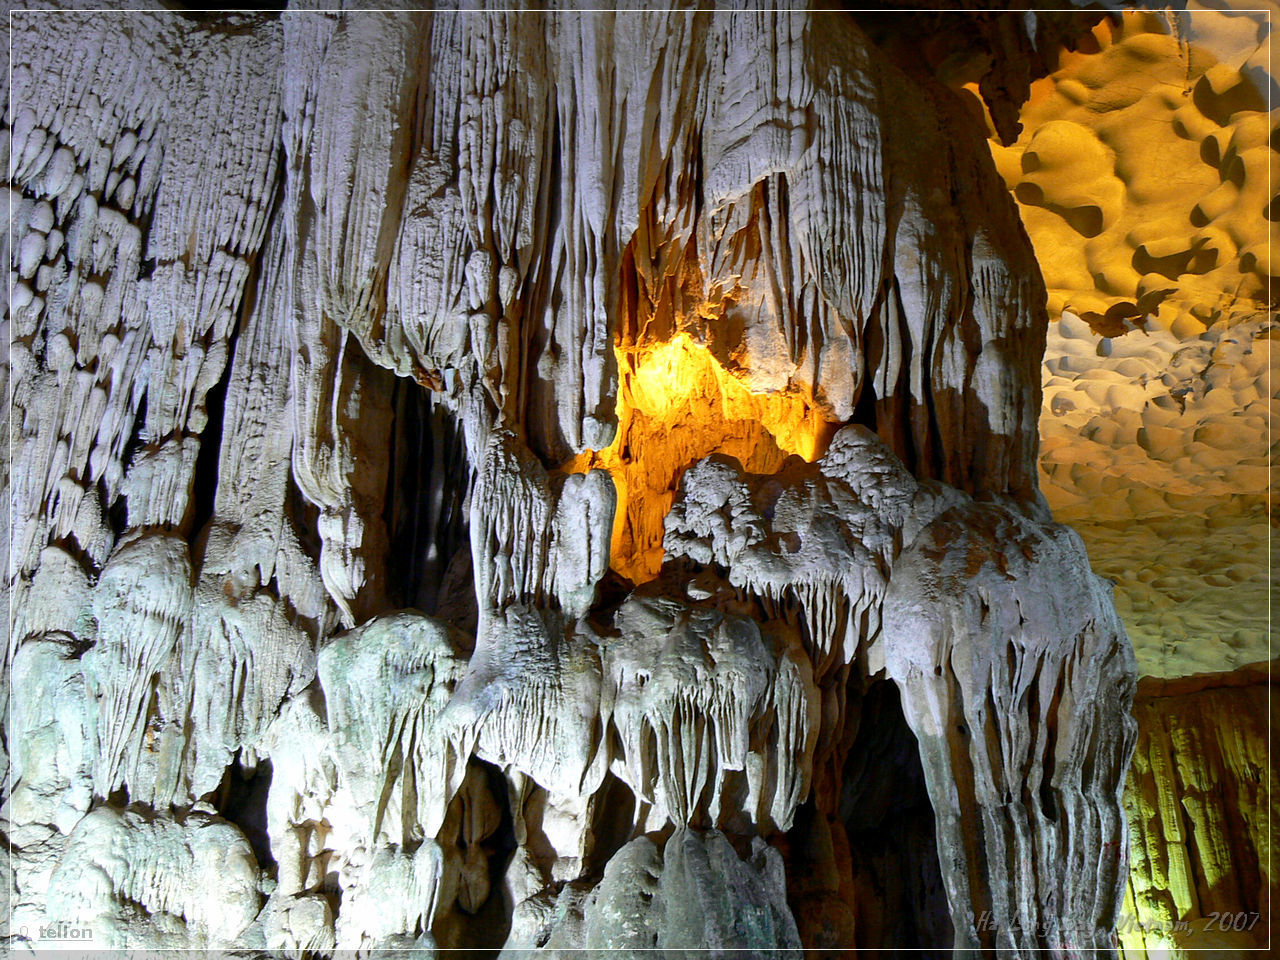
[1,5,1270,959]
[567,333,837,584]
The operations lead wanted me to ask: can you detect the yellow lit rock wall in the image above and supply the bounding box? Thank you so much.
[987,6,1273,334]
[565,334,836,584]
[981,4,1276,679]
[1119,664,1277,957]
[973,11,1276,954]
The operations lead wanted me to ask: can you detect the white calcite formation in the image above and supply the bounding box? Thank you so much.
[45,805,263,950]
[605,593,818,834]
[5,7,1140,957]
[884,502,1137,954]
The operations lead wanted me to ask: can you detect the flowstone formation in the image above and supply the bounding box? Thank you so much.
[1121,664,1278,956]
[5,7,1139,956]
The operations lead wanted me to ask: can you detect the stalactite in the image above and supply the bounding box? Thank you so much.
[313,611,472,848]
[604,593,819,834]
[442,604,607,818]
[884,502,1137,955]
[4,7,1164,956]
[80,532,193,802]
[469,428,614,619]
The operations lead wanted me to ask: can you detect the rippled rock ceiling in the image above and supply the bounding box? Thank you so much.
[2,4,1273,958]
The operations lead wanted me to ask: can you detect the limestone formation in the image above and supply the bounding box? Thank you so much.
[983,7,1275,680]
[884,502,1137,954]
[11,5,1262,958]
[983,16,1275,952]
[1120,664,1277,956]
[45,805,263,950]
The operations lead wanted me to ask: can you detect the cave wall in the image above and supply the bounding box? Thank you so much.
[971,14,1276,955]
[978,5,1275,680]
[1120,665,1277,956]
[5,5,1146,956]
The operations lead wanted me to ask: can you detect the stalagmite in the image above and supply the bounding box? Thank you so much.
[8,635,93,839]
[44,805,262,949]
[332,841,452,952]
[177,564,315,803]
[443,604,606,814]
[469,429,614,619]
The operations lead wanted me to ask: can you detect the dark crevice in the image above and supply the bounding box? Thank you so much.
[833,679,953,954]
[161,5,286,24]
[585,771,638,877]
[851,350,879,436]
[187,338,236,543]
[106,393,148,537]
[441,759,518,957]
[105,785,131,809]
[384,380,472,613]
[285,471,323,568]
[212,755,276,878]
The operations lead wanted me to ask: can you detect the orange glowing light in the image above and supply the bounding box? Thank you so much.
[564,332,836,584]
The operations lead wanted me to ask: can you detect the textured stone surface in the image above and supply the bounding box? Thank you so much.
[1038,311,1271,678]
[884,500,1137,954]
[981,7,1275,680]
[44,805,263,949]
[988,8,1273,336]
[986,19,1277,951]
[1119,663,1276,957]
[4,7,1152,957]
[573,829,801,955]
